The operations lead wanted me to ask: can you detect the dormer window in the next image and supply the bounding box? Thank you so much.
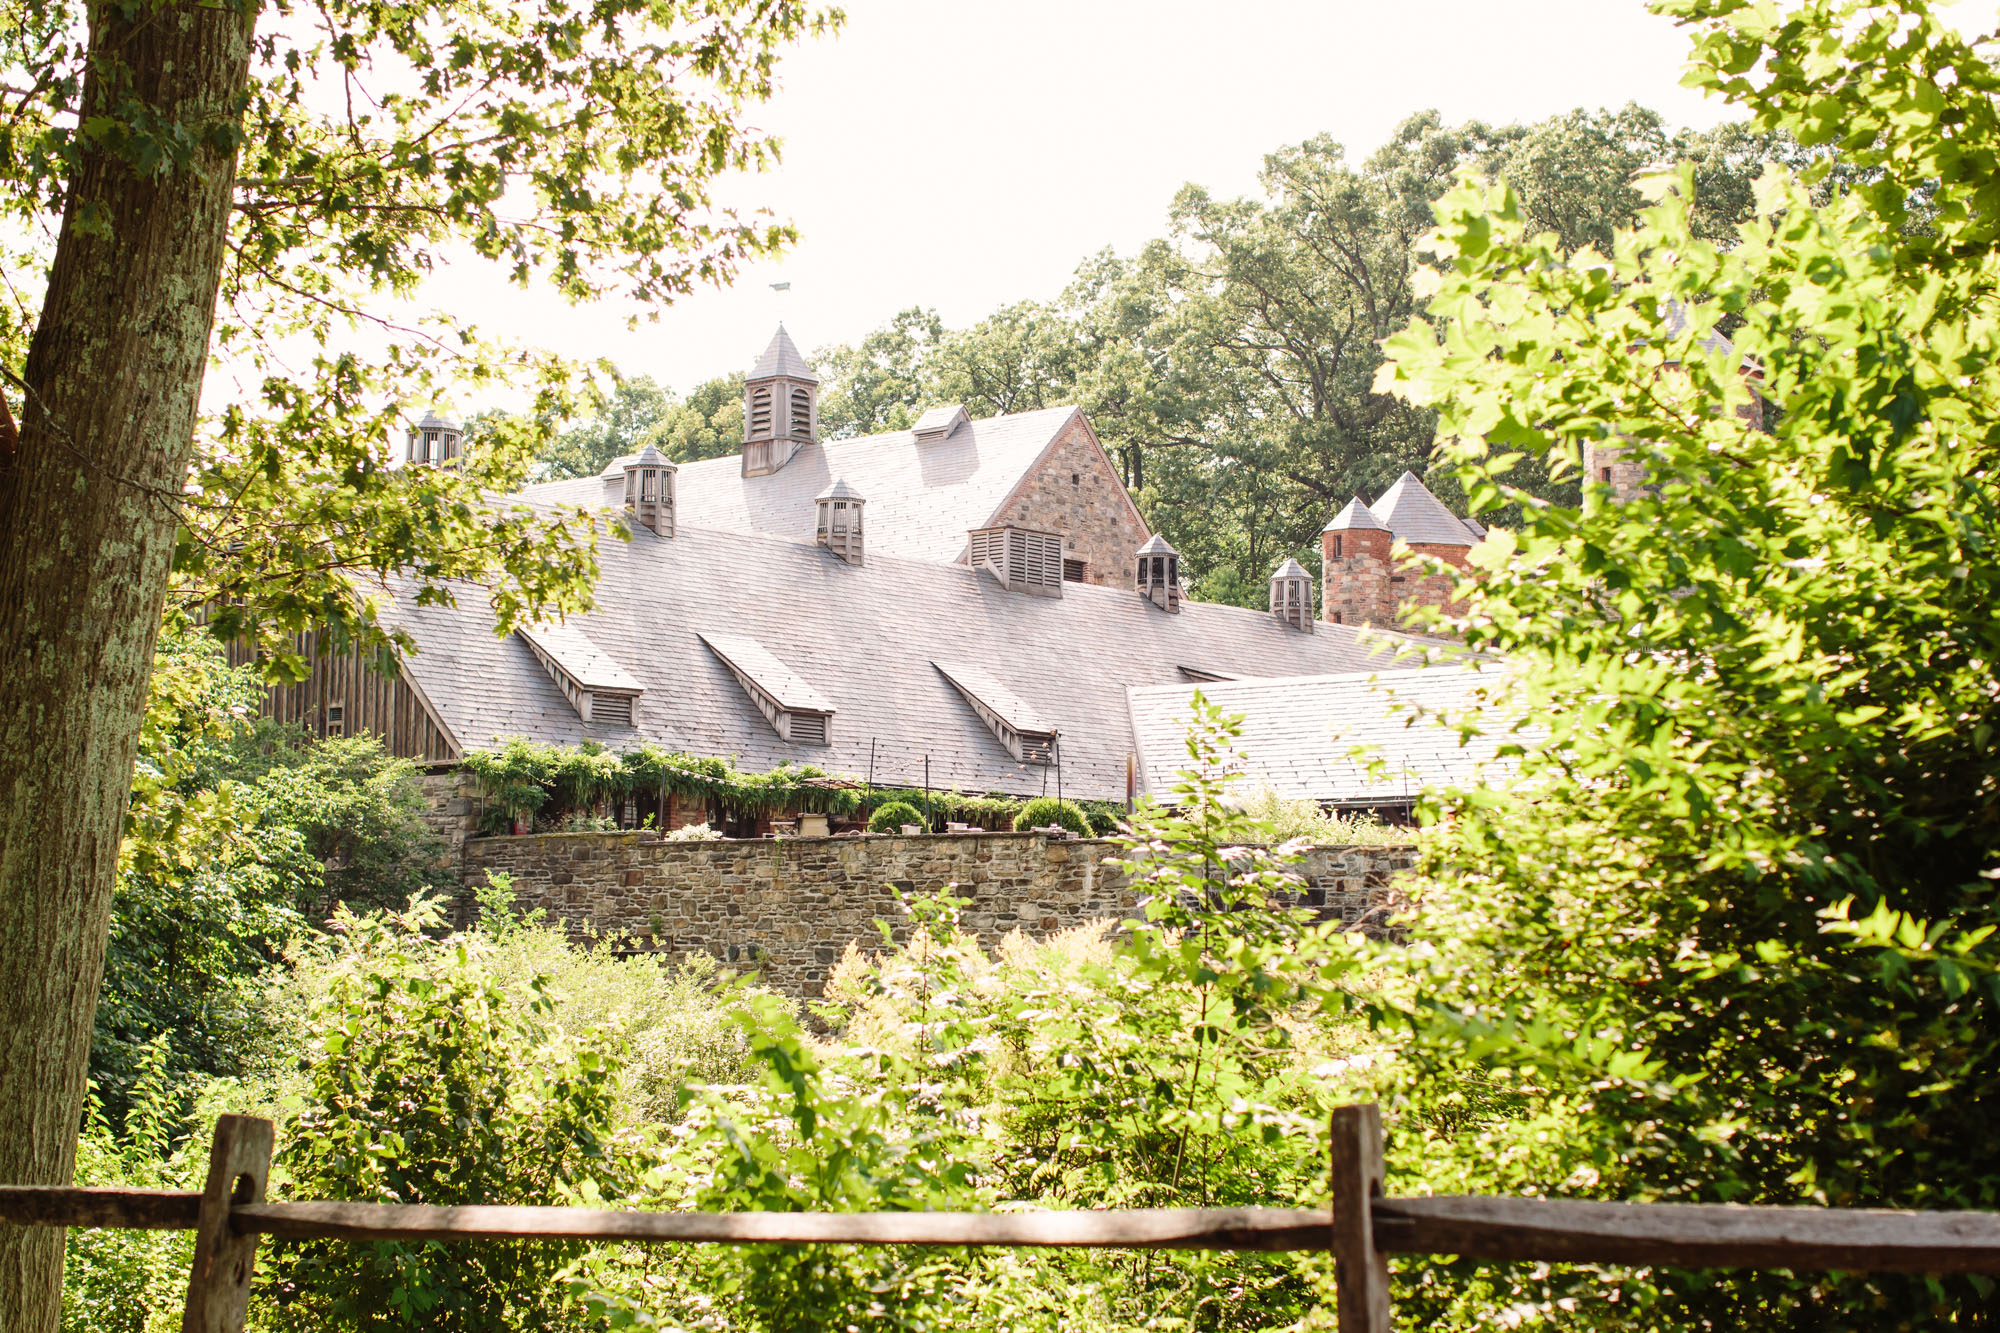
[912,403,970,442]
[699,632,835,746]
[934,661,1057,765]
[968,524,1064,598]
[518,622,643,726]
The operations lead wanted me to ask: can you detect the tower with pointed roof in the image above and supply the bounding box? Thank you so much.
[742,325,818,478]
[1321,471,1482,628]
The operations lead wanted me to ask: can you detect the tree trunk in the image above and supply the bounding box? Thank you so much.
[0,4,256,1327]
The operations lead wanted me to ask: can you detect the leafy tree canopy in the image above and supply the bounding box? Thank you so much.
[0,0,836,671]
[1366,0,2000,1322]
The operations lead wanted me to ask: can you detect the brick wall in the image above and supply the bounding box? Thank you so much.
[462,831,1416,999]
[990,415,1150,589]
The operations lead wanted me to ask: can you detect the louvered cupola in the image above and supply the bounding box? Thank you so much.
[405,408,463,468]
[815,478,864,564]
[623,444,676,536]
[1136,534,1183,613]
[1270,558,1314,632]
[742,324,818,477]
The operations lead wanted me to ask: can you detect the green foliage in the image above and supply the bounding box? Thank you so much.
[867,801,925,833]
[796,109,1818,607]
[1235,788,1411,848]
[263,896,653,1331]
[532,374,673,481]
[97,633,451,1121]
[62,1040,199,1333]
[1360,0,2000,1324]
[1011,797,1090,837]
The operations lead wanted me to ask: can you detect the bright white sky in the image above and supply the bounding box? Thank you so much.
[403,0,1998,399]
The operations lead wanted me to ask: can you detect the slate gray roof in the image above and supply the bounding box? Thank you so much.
[521,405,1099,566]
[911,403,968,439]
[1271,558,1311,581]
[749,325,817,382]
[519,622,641,693]
[1371,472,1475,548]
[932,660,1053,734]
[415,408,462,432]
[699,632,835,713]
[1126,665,1513,807]
[1324,497,1387,533]
[386,522,1448,801]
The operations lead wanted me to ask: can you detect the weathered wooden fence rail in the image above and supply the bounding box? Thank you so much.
[4,1106,1998,1332]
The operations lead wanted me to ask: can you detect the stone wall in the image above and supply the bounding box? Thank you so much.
[418,769,484,857]
[462,830,1416,999]
[991,415,1150,589]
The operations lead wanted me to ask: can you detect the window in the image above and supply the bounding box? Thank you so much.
[1331,612,1343,625]
[1332,535,1343,558]
[326,702,345,737]
[1071,472,1080,485]
[1063,558,1086,583]
[790,386,812,436]
[750,386,773,435]
[1600,466,1614,484]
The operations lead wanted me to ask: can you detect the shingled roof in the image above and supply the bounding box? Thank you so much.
[523,405,1127,566]
[386,521,1447,801]
[1370,472,1478,548]
[749,324,817,382]
[1126,666,1511,807]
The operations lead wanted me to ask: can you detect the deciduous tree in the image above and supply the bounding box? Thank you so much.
[0,1,828,1323]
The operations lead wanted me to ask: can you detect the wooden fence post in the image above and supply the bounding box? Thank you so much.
[180,1114,275,1333]
[1330,1103,1390,1333]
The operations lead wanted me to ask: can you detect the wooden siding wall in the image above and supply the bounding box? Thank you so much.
[229,632,459,763]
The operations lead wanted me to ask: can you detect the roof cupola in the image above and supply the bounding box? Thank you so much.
[742,324,818,477]
[1269,558,1314,632]
[406,407,463,468]
[815,478,864,565]
[1136,534,1182,613]
[622,444,676,537]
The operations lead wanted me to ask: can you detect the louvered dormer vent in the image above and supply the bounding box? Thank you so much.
[968,524,1065,598]
[933,661,1058,765]
[518,622,643,726]
[698,632,834,746]
[911,403,969,442]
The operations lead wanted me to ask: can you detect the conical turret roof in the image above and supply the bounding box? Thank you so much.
[749,324,817,384]
[1323,497,1387,533]
[816,477,863,502]
[627,443,675,471]
[1270,557,1312,581]
[1370,472,1474,547]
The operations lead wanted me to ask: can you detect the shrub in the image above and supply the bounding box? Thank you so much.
[1237,787,1411,847]
[1012,797,1089,837]
[261,896,654,1330]
[867,800,924,833]
[664,821,722,841]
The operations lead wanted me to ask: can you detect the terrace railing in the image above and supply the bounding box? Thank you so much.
[4,1105,1998,1331]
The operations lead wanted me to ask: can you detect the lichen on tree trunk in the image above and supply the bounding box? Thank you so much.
[0,4,257,1328]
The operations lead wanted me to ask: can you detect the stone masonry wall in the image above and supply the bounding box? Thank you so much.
[991,416,1150,589]
[462,831,1416,999]
[418,769,484,857]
